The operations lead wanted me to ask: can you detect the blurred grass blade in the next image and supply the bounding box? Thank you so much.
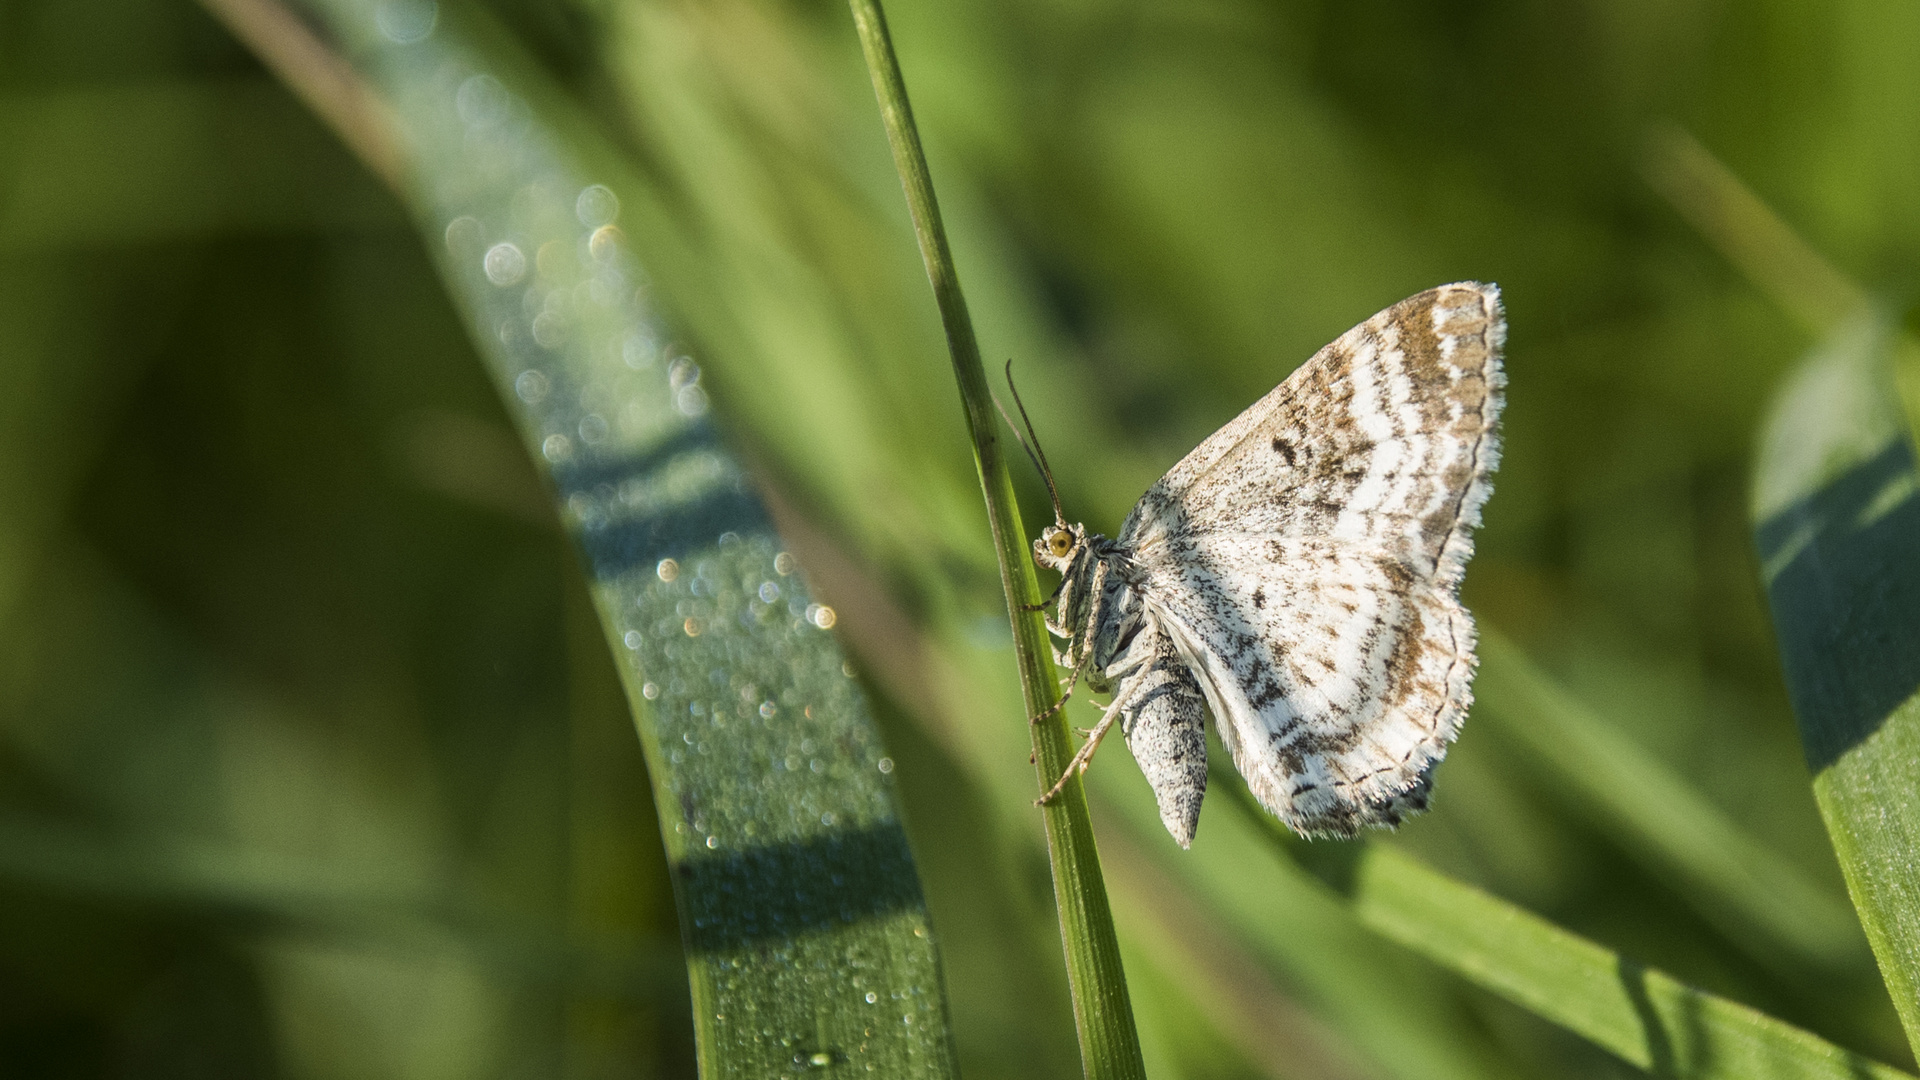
[1187,777,1913,1080]
[1095,826,1382,1080]
[1474,628,1867,972]
[0,813,676,995]
[1351,844,1914,1080]
[1753,307,1920,1053]
[1649,129,1920,1052]
[224,1,961,1073]
[845,1,1146,1077]
[1639,125,1864,335]
[1093,758,1526,1080]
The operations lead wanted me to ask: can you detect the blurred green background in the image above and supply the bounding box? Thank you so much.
[3,0,1918,1077]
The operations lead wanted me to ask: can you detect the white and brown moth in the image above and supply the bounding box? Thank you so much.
[1017,283,1505,846]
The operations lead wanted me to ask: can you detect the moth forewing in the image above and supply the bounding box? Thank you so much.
[1020,282,1504,846]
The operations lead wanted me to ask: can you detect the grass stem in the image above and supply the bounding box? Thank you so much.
[845,1,1146,1076]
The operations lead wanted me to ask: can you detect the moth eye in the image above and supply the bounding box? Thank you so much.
[1050,532,1073,557]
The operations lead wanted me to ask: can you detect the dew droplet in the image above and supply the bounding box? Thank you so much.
[588,224,624,262]
[623,331,658,370]
[483,242,525,286]
[576,184,620,227]
[535,239,567,280]
[374,0,436,42]
[455,74,508,127]
[531,310,568,348]
[514,369,549,404]
[444,215,483,255]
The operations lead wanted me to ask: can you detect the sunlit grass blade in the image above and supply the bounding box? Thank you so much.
[844,0,1147,1076]
[1642,125,1920,1056]
[1474,627,1867,972]
[1174,775,1915,1080]
[1752,307,1920,1055]
[208,1,962,1073]
[1351,843,1914,1080]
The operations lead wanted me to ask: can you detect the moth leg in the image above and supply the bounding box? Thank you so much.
[1073,699,1113,736]
[1036,707,1123,806]
[1036,657,1136,799]
[1029,665,1080,725]
[1073,696,1113,734]
[1036,636,1141,806]
[1021,576,1069,612]
[1029,557,1112,728]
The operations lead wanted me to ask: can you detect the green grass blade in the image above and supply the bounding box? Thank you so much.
[223,2,962,1073]
[1647,123,1920,1054]
[1351,843,1914,1080]
[1180,774,1913,1080]
[0,813,678,995]
[1474,628,1867,971]
[1092,765,1525,1080]
[1753,307,1920,1054]
[844,1,1147,1077]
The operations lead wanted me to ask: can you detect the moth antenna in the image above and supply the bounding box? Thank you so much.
[996,360,1067,525]
[991,392,1055,520]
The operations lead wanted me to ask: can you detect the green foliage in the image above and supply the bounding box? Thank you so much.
[317,2,961,1073]
[6,0,1920,1077]
[1473,630,1868,975]
[846,0,1143,1074]
[1351,845,1913,1080]
[1754,309,1920,1051]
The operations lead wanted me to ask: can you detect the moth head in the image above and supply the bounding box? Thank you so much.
[1034,523,1084,569]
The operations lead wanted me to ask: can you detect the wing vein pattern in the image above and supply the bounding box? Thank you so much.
[1112,282,1505,838]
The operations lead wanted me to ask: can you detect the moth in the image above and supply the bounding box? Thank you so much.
[1017,283,1505,845]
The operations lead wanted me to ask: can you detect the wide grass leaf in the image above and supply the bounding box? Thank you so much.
[273,2,961,1074]
[1753,308,1920,1054]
